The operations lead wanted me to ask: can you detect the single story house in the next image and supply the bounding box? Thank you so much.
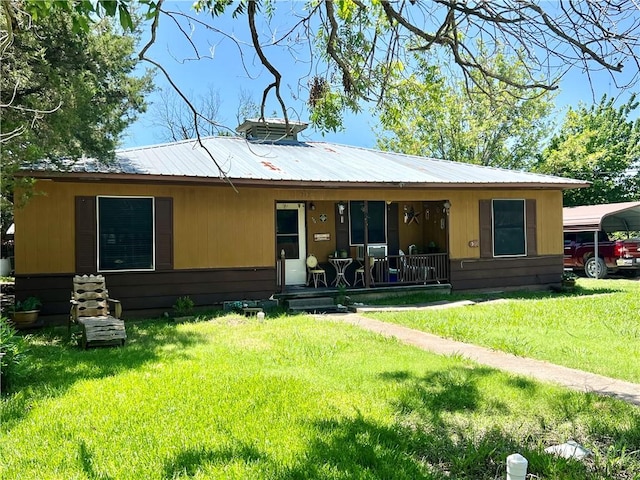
[14,119,587,321]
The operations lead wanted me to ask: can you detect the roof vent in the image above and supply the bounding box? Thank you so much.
[236,118,308,142]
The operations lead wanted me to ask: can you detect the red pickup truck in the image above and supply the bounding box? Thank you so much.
[564,231,640,278]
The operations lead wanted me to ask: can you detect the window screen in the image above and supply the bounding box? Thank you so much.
[98,197,154,270]
[493,199,525,256]
[276,209,300,259]
[349,201,386,245]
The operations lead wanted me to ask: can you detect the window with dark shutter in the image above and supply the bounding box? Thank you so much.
[97,197,154,271]
[349,201,386,245]
[525,199,537,256]
[492,199,526,256]
[155,197,174,270]
[479,200,493,258]
[481,199,537,258]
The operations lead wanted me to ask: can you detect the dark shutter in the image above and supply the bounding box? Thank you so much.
[387,203,399,256]
[75,196,97,273]
[479,199,493,258]
[335,202,349,251]
[526,199,537,256]
[155,197,174,270]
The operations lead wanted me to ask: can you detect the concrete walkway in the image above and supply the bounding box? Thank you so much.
[319,312,640,407]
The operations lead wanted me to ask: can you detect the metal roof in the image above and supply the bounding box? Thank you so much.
[30,136,589,189]
[563,201,640,232]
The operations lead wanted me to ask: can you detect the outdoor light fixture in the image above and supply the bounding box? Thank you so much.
[309,202,316,211]
[443,200,452,216]
[337,201,346,223]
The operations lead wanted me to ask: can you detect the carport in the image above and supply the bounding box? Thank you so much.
[563,201,640,277]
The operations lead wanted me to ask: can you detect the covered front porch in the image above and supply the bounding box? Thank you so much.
[276,199,451,291]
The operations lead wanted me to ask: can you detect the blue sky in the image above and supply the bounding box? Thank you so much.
[122,1,639,150]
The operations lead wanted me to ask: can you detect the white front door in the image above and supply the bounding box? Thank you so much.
[276,203,306,285]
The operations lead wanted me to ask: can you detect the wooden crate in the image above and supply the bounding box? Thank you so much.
[78,316,126,349]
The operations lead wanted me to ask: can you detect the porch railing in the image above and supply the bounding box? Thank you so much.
[277,252,449,290]
[372,253,449,285]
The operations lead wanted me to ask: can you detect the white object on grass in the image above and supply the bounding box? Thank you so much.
[544,440,591,460]
[506,453,528,480]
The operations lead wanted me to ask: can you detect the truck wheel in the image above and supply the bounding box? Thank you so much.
[585,257,608,279]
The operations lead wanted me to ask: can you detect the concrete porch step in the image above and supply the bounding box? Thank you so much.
[287,297,347,314]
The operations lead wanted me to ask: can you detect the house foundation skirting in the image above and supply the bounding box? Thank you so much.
[11,268,277,325]
[449,255,563,292]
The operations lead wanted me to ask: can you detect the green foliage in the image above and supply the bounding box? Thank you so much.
[335,283,350,306]
[12,297,41,312]
[19,0,142,32]
[0,5,153,227]
[377,47,555,169]
[536,94,640,206]
[0,316,29,394]
[308,1,396,132]
[193,0,238,17]
[172,296,195,316]
[309,87,348,134]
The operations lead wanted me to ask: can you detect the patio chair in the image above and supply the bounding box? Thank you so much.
[70,274,126,349]
[306,254,327,288]
[389,249,405,282]
[354,256,375,286]
[400,250,437,284]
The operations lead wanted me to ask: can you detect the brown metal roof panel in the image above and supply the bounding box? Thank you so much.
[563,201,640,232]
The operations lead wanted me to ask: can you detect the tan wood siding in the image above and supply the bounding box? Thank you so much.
[14,181,564,274]
[446,190,563,259]
[306,200,339,260]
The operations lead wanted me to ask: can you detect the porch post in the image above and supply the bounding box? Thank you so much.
[363,201,370,288]
[594,231,600,279]
[280,249,286,292]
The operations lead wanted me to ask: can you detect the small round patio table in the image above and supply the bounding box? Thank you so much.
[328,257,352,287]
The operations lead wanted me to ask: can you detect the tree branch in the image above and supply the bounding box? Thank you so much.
[138,0,237,191]
[247,0,289,131]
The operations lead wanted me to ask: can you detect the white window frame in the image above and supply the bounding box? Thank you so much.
[492,199,527,257]
[97,195,156,272]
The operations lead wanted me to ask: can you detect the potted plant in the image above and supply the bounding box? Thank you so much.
[561,271,577,288]
[9,296,41,328]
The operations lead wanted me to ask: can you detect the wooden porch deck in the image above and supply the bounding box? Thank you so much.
[274,280,452,305]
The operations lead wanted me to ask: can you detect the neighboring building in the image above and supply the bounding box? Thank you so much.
[14,119,587,320]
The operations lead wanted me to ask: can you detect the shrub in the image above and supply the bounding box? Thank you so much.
[0,316,29,394]
[172,296,195,316]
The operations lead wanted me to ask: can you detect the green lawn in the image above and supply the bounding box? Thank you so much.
[367,278,640,383]
[1,313,639,479]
